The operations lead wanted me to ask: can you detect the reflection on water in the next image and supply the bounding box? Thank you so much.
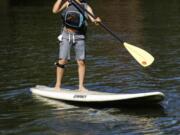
[31,94,78,110]
[0,88,166,135]
[0,0,180,134]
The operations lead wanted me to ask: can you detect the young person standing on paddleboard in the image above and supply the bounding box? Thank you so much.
[52,0,101,91]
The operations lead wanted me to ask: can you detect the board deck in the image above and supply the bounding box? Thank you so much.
[30,85,165,106]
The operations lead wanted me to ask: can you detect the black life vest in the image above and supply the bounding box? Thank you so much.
[61,2,88,32]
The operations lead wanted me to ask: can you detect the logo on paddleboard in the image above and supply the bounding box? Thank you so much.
[73,95,87,99]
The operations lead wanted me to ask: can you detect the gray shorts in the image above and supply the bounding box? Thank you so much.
[59,31,86,60]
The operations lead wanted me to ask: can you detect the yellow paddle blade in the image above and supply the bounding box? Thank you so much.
[123,42,155,67]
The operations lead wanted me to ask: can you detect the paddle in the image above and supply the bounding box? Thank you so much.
[70,0,154,67]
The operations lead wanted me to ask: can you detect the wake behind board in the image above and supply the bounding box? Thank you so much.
[30,85,165,107]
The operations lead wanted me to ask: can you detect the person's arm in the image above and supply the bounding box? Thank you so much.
[52,0,68,14]
[86,5,101,25]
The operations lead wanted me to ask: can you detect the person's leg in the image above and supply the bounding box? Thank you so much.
[74,38,87,91]
[55,36,71,90]
[77,60,88,91]
[54,59,67,90]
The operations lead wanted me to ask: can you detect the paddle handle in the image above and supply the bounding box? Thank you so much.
[71,0,124,44]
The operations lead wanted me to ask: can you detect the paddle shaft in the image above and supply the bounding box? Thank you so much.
[70,0,155,67]
[71,0,124,44]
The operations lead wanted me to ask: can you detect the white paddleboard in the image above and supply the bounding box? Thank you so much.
[30,85,165,106]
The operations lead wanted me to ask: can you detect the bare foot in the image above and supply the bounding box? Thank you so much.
[79,86,88,92]
[54,86,61,91]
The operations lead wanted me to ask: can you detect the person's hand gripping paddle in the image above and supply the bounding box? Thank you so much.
[70,0,155,67]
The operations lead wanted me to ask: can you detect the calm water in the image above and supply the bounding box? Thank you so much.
[0,0,180,134]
